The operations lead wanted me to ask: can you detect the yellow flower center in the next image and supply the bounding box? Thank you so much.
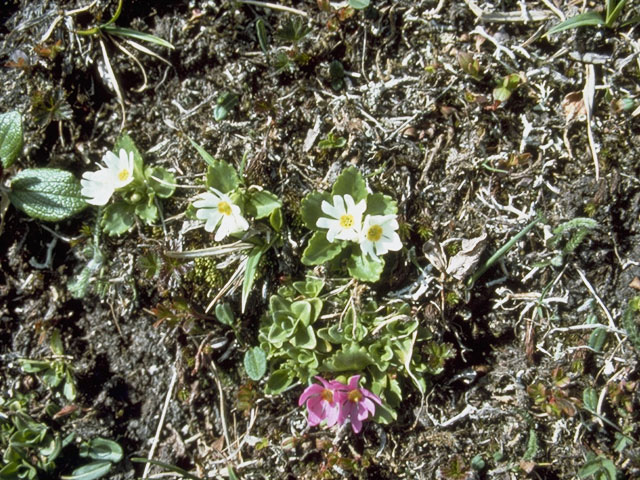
[366,225,383,242]
[347,389,362,403]
[321,389,334,403]
[118,169,131,182]
[218,201,232,215]
[339,214,354,228]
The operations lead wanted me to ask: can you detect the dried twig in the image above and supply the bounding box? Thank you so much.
[142,365,178,479]
[236,0,308,17]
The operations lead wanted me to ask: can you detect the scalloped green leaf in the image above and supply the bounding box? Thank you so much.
[0,111,22,168]
[365,193,397,216]
[331,166,368,203]
[347,253,384,282]
[206,160,240,194]
[302,231,344,265]
[10,168,87,221]
[290,300,311,326]
[300,191,331,229]
[146,166,176,198]
[244,347,267,381]
[323,345,375,372]
[292,325,317,349]
[135,196,158,225]
[246,189,281,219]
[102,201,136,236]
[293,276,324,297]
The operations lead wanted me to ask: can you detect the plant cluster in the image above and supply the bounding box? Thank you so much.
[1,332,122,480]
[258,275,454,423]
[300,167,402,282]
[81,134,176,236]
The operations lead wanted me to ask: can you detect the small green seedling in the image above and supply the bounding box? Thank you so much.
[493,73,523,103]
[457,51,482,80]
[317,132,347,150]
[18,330,77,401]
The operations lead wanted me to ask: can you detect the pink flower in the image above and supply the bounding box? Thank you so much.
[335,375,382,433]
[298,376,344,427]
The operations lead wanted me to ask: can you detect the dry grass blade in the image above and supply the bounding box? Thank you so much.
[110,38,149,92]
[99,36,126,130]
[583,64,599,180]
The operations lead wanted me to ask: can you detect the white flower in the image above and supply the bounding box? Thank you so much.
[359,214,402,261]
[193,188,249,241]
[81,149,134,205]
[316,194,366,242]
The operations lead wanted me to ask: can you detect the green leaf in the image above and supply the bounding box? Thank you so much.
[242,246,266,313]
[102,202,136,236]
[522,429,538,461]
[10,168,87,221]
[347,253,384,282]
[331,166,368,203]
[605,0,626,26]
[214,92,239,122]
[291,300,311,326]
[621,297,640,350]
[206,160,240,194]
[0,111,22,168]
[256,18,269,54]
[578,455,617,480]
[270,207,283,232]
[215,303,234,326]
[583,387,598,412]
[187,138,217,168]
[61,461,113,480]
[80,438,123,463]
[293,277,324,297]
[265,369,293,394]
[493,86,512,103]
[18,359,50,373]
[365,193,397,215]
[323,345,374,371]
[546,11,605,35]
[244,347,267,381]
[372,401,397,424]
[114,133,145,183]
[292,325,316,349]
[145,166,176,198]
[50,329,64,356]
[135,196,158,225]
[300,191,331,229]
[63,370,77,401]
[247,189,282,219]
[302,231,344,265]
[101,25,174,49]
[349,0,370,9]
[588,327,607,352]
